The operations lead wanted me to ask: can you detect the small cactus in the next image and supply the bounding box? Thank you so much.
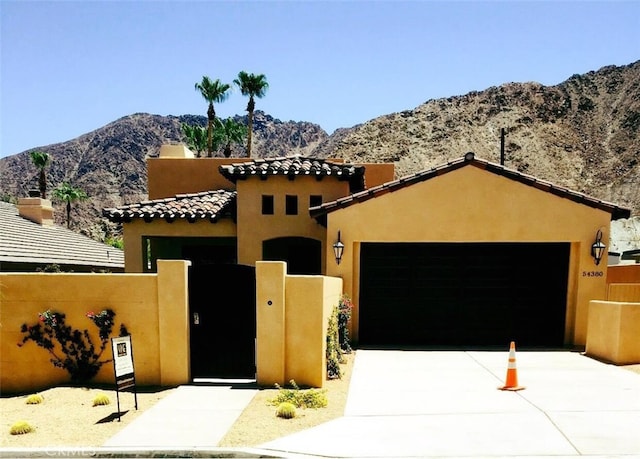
[276,402,296,419]
[92,393,111,406]
[10,421,34,435]
[25,394,44,405]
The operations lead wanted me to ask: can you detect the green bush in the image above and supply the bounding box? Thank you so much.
[10,421,34,435]
[25,394,44,405]
[275,402,296,419]
[269,380,328,409]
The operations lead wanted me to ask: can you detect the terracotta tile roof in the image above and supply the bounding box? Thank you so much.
[103,190,236,223]
[0,201,124,270]
[310,153,632,221]
[219,155,365,185]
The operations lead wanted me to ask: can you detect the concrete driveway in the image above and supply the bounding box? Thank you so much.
[260,349,640,458]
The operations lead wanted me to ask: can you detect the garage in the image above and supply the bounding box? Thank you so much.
[359,242,570,348]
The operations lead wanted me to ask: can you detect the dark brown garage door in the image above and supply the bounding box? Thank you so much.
[359,243,569,347]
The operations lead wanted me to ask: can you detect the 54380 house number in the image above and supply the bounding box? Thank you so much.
[582,271,604,277]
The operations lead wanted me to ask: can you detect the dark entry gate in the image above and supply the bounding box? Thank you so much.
[359,242,570,348]
[189,263,256,379]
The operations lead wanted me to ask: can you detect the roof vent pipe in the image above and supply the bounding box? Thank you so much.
[500,128,505,166]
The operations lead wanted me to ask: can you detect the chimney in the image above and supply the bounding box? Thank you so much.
[159,144,195,158]
[18,196,54,226]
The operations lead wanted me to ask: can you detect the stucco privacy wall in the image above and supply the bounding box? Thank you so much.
[586,300,640,364]
[325,165,613,346]
[256,261,342,388]
[586,272,640,364]
[0,260,190,393]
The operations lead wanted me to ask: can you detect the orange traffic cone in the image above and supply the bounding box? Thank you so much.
[498,341,525,391]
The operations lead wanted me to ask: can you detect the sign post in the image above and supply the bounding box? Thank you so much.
[111,335,138,421]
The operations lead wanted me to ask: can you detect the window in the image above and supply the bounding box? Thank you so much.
[262,195,274,215]
[310,195,322,208]
[286,195,298,215]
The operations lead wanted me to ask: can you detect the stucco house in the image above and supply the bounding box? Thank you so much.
[0,199,124,272]
[103,146,631,379]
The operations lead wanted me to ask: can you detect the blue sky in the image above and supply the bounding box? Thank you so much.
[1,1,639,158]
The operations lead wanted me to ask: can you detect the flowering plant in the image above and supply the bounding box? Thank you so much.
[337,294,353,353]
[19,308,128,382]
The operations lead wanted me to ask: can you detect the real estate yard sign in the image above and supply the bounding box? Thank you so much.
[111,335,138,420]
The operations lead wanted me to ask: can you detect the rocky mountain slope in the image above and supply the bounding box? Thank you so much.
[312,61,640,216]
[1,61,638,244]
[0,112,328,239]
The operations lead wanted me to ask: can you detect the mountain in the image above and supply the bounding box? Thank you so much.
[1,61,638,243]
[311,61,640,216]
[0,112,328,240]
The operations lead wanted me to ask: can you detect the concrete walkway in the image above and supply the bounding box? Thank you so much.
[260,349,640,458]
[103,382,257,449]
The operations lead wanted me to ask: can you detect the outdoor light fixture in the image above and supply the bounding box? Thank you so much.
[333,230,345,265]
[591,229,606,266]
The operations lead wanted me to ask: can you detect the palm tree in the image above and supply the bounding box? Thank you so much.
[234,71,269,157]
[214,118,247,158]
[194,76,231,157]
[29,151,51,198]
[52,182,88,228]
[181,123,208,158]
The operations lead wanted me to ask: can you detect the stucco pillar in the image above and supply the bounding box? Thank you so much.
[157,259,191,386]
[256,261,286,386]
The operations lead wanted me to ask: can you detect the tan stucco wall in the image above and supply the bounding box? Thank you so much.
[255,261,342,388]
[0,260,190,393]
[324,164,613,346]
[236,177,350,270]
[255,261,286,385]
[285,275,342,387]
[586,300,640,364]
[147,158,237,200]
[608,283,640,302]
[123,219,236,272]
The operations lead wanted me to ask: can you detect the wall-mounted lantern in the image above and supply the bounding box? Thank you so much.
[591,229,606,266]
[333,230,345,265]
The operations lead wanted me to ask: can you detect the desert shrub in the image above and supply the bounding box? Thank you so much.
[326,305,342,379]
[92,393,111,406]
[275,402,296,419]
[10,421,34,435]
[25,394,44,405]
[18,309,129,383]
[337,294,353,354]
[269,380,328,409]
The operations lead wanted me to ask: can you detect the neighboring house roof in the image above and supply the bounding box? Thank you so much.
[103,190,237,223]
[219,155,366,190]
[310,153,632,221]
[0,201,124,270]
